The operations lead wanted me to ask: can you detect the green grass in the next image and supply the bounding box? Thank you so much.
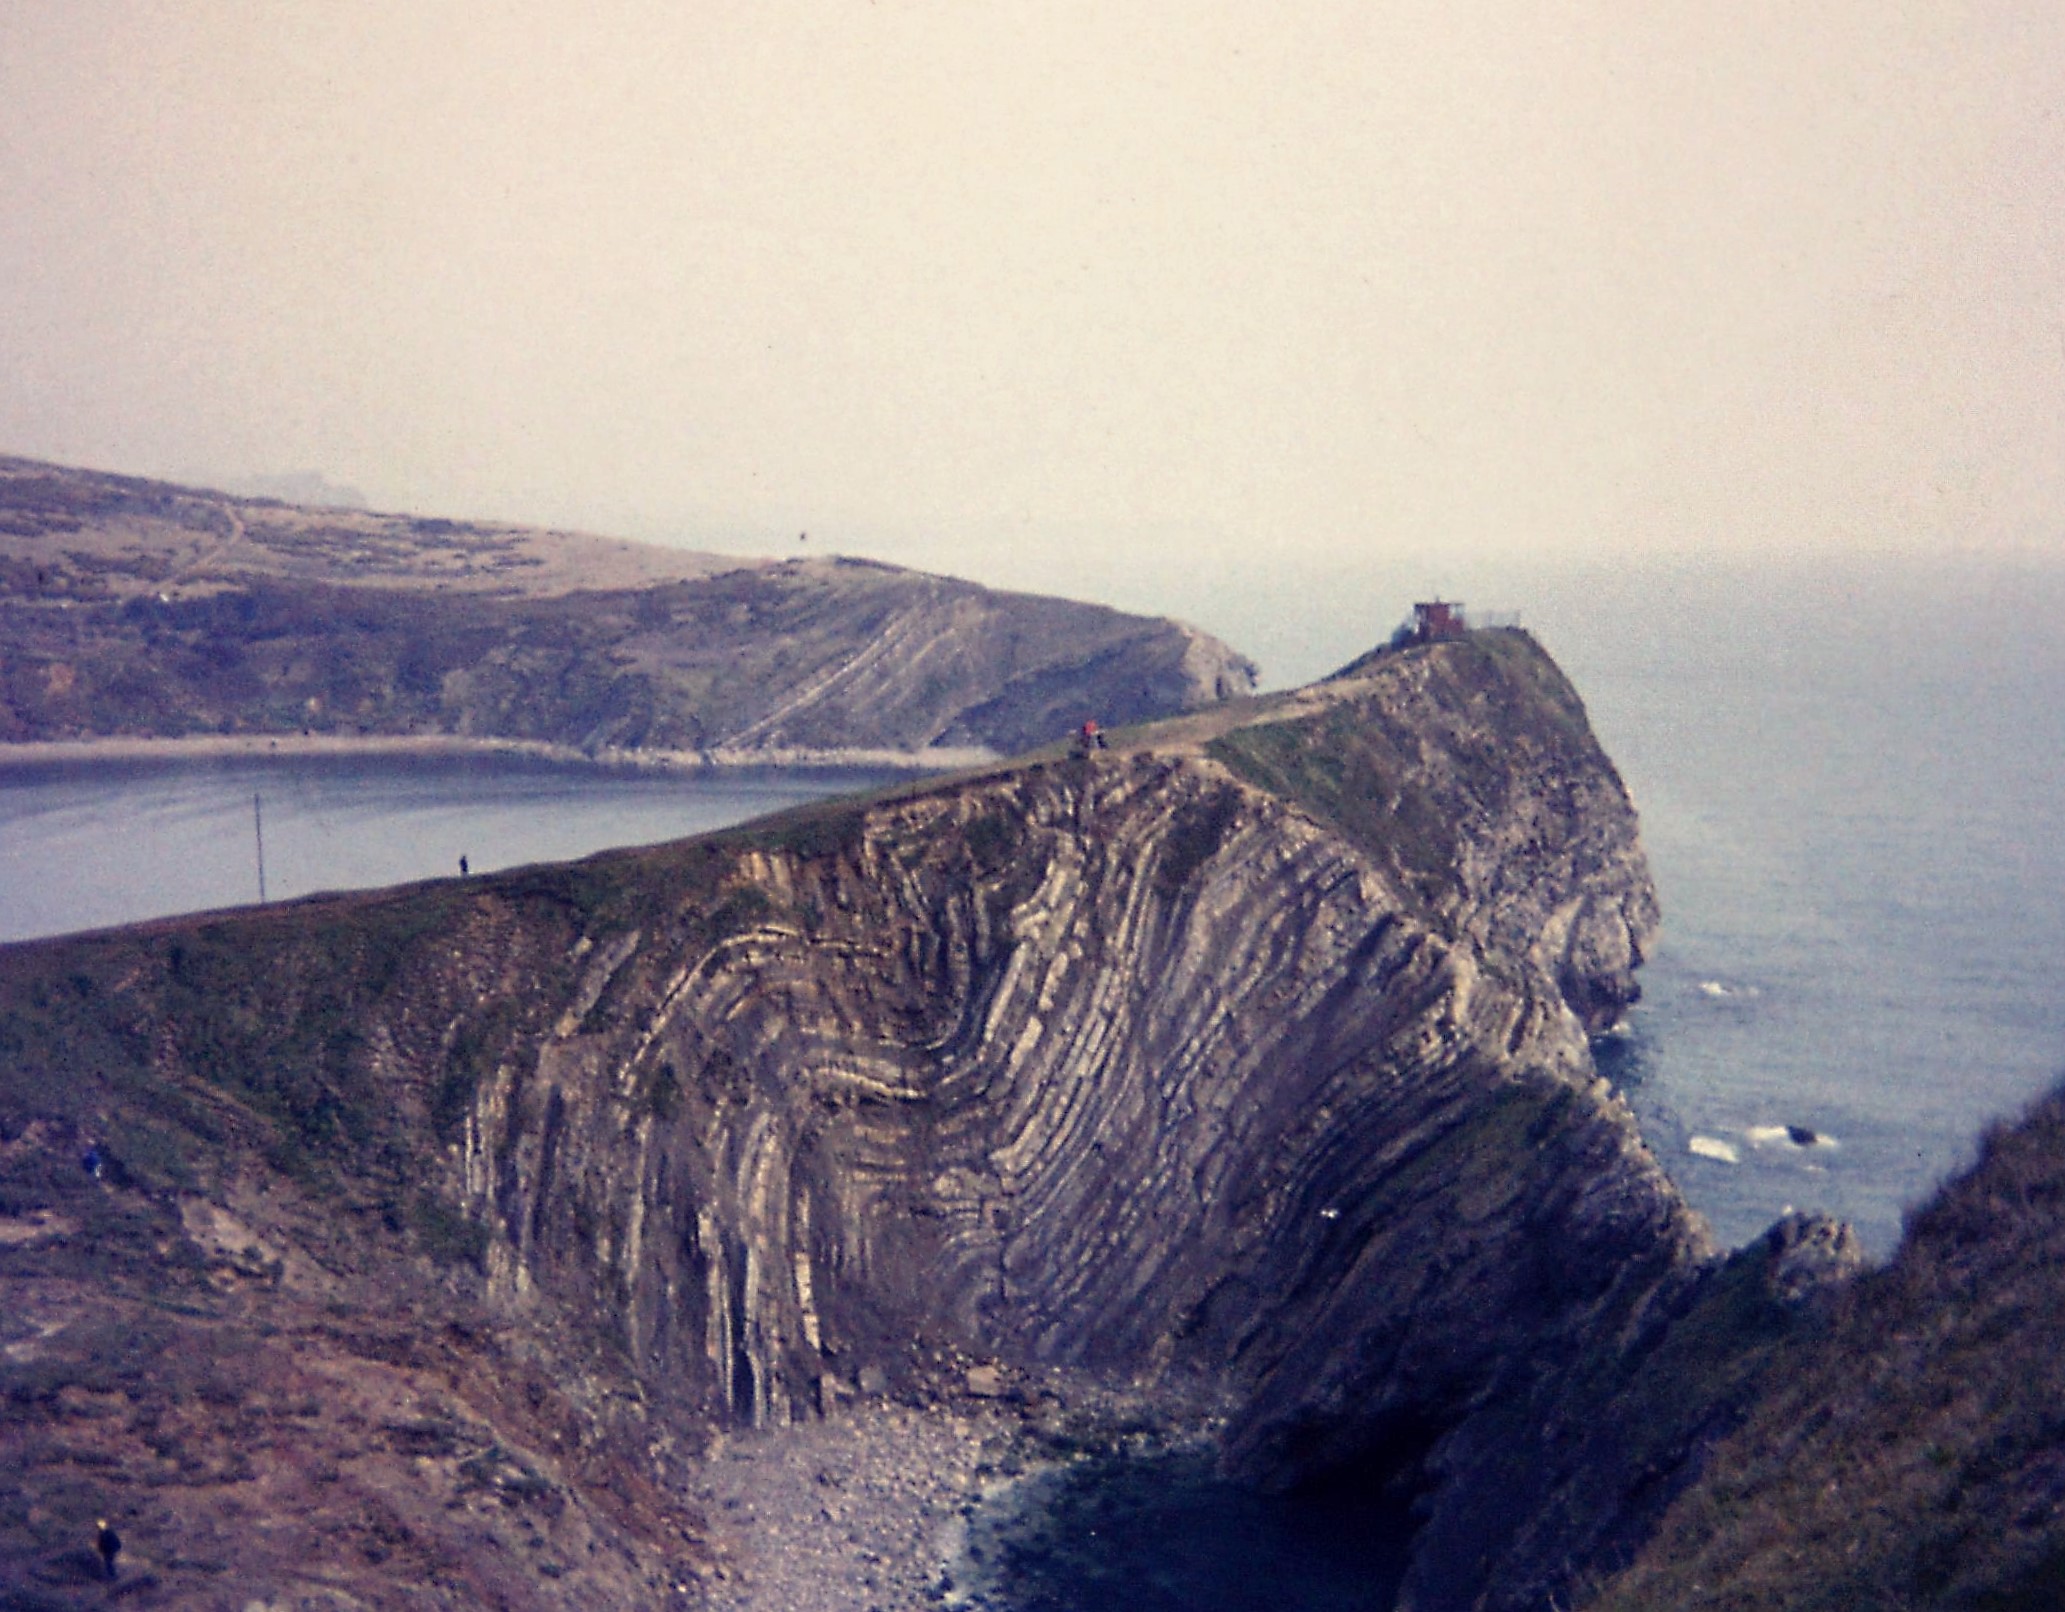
[409,1193,490,1270]
[1206,632,1610,919]
[964,808,1024,875]
[1209,697,1459,906]
[1154,786,1242,897]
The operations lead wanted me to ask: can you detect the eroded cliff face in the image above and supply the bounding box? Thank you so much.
[1,629,1743,1609]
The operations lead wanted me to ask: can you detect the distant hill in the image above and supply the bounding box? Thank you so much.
[0,456,1256,762]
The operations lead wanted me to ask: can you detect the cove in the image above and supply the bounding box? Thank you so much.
[947,1448,1411,1612]
[0,750,899,943]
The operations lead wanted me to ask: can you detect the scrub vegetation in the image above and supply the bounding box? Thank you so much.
[5,599,2057,1610]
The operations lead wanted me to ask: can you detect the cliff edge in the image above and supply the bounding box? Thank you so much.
[1589,1083,2065,1611]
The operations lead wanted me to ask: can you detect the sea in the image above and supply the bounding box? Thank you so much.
[2,550,2061,1606]
[1132,546,2065,1262]
[936,547,2065,1611]
[1520,554,2065,1257]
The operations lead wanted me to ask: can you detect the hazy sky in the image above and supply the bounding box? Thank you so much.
[4,2,2062,640]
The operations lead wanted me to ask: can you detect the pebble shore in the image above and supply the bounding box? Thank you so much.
[687,1400,1019,1612]
[678,1368,1230,1612]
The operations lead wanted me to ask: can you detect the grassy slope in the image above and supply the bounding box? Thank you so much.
[1588,1082,2065,1612]
[0,849,761,1603]
[1208,629,1602,897]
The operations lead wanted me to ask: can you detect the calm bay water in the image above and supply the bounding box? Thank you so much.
[0,753,891,945]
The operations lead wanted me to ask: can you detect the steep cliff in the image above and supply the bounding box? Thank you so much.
[2,628,1768,1608]
[0,455,1255,760]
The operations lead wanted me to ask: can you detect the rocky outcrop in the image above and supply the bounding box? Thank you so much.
[0,454,1256,759]
[1395,1210,1862,1611]
[0,627,1783,1608]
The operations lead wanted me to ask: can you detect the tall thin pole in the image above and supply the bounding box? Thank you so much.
[254,791,268,904]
